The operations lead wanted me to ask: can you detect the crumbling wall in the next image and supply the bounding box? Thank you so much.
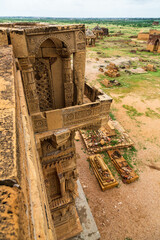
[0,30,8,45]
[84,82,100,102]
[137,32,149,40]
[147,34,160,53]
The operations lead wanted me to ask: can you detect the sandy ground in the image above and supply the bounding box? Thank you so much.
[76,56,160,240]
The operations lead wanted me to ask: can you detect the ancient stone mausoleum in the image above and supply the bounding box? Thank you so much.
[101,27,109,36]
[147,30,160,53]
[0,22,112,240]
[152,21,159,26]
[86,29,96,47]
[93,25,104,39]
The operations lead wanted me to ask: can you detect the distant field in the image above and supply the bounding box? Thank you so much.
[0,17,160,28]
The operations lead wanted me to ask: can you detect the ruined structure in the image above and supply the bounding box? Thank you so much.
[101,27,109,36]
[0,22,112,240]
[147,30,160,53]
[93,25,104,39]
[86,29,96,47]
[137,32,149,41]
[152,21,159,26]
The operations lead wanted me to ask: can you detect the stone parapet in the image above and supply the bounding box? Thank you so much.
[31,85,112,133]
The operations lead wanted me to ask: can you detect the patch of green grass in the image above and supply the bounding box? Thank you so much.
[109,111,116,120]
[115,129,121,136]
[122,147,137,169]
[123,104,143,119]
[110,139,119,146]
[145,108,160,119]
[102,152,117,177]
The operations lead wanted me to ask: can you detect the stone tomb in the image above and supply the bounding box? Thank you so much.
[88,154,118,191]
[93,25,104,39]
[86,29,96,47]
[0,22,112,240]
[147,32,160,53]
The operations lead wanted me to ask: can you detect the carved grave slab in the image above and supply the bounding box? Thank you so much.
[88,154,118,191]
[107,150,139,184]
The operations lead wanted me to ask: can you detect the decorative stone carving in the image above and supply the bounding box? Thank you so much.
[73,52,85,105]
[32,113,48,132]
[62,57,74,107]
[33,59,54,111]
[77,31,85,41]
[19,58,40,114]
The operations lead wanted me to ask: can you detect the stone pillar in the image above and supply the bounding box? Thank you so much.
[60,177,66,198]
[62,57,73,107]
[73,51,86,105]
[19,58,40,114]
[56,162,66,197]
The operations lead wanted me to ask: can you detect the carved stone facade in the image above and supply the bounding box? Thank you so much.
[0,22,112,240]
[36,129,81,240]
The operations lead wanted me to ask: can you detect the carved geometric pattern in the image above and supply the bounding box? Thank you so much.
[33,59,53,112]
[77,31,85,41]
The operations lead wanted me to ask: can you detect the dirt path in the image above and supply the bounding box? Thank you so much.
[76,56,160,240]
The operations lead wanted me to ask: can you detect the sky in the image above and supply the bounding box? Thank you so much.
[0,0,160,18]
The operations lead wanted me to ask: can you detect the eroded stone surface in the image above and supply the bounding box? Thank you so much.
[0,46,17,181]
[0,186,19,240]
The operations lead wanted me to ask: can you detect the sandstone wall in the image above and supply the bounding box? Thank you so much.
[0,29,8,45]
[0,45,57,240]
[137,32,149,40]
[149,29,160,35]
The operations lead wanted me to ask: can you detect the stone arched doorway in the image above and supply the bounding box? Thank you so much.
[33,38,72,111]
[153,39,159,52]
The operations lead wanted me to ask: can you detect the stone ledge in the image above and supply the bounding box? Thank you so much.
[70,180,100,240]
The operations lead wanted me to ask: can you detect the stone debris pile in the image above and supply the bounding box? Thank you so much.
[143,64,157,72]
[101,79,121,88]
[80,120,134,154]
[104,63,120,77]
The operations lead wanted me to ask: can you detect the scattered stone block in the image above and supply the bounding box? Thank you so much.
[99,67,104,72]
[104,63,120,78]
[143,64,157,72]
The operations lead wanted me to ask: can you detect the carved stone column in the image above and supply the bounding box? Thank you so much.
[56,162,66,197]
[62,57,73,107]
[19,58,40,114]
[73,51,86,105]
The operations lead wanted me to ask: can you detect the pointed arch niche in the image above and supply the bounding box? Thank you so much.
[34,38,73,111]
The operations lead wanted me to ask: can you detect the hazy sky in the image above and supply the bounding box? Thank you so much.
[0,0,160,18]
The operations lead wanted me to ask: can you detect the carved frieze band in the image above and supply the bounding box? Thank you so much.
[62,102,111,127]
[31,101,111,133]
